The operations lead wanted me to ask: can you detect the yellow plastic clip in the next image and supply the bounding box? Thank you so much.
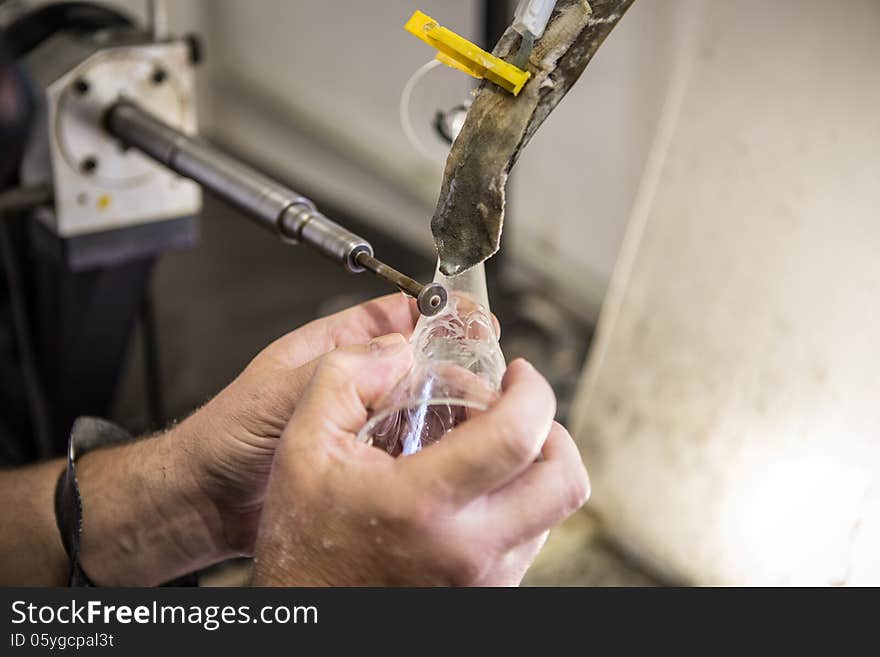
[405,10,530,96]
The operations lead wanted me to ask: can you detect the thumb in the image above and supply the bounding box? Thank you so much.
[291,333,413,440]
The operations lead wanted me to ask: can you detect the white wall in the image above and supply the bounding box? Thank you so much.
[574,0,880,585]
[509,0,692,316]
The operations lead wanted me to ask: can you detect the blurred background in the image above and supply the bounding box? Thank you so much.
[1,0,878,586]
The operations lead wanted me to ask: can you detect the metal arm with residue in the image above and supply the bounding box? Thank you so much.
[431,0,636,276]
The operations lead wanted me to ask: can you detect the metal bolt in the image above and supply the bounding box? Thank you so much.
[80,157,98,174]
[354,251,448,316]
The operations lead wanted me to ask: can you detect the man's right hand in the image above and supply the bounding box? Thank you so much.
[252,334,590,586]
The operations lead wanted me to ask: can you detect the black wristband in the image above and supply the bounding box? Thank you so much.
[54,417,133,587]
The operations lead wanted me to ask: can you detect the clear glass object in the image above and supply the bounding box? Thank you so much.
[357,262,506,456]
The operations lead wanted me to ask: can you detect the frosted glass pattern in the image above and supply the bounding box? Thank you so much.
[357,263,505,456]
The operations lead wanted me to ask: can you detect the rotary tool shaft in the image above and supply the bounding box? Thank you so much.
[355,252,447,316]
[103,100,447,315]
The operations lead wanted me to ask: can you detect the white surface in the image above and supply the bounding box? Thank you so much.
[513,0,556,39]
[19,35,201,236]
[574,0,880,585]
[509,0,690,317]
[49,43,201,236]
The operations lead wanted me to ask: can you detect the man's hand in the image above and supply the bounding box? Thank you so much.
[74,294,420,586]
[252,338,590,586]
[175,294,422,555]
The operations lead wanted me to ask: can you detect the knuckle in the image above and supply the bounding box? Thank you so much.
[410,468,457,509]
[381,497,412,530]
[327,318,357,350]
[497,418,541,467]
[494,377,556,467]
[393,488,443,534]
[318,349,350,375]
[312,351,360,393]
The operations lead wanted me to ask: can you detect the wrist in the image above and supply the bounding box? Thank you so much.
[76,428,232,585]
[159,422,241,562]
[172,400,265,556]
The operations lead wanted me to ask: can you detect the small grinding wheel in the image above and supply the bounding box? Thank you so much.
[417,282,448,316]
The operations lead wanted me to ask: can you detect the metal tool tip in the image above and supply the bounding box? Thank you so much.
[417,282,448,316]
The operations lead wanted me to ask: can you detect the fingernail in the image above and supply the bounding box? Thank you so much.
[370,333,407,352]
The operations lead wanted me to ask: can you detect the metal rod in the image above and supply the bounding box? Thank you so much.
[104,100,447,314]
[105,100,370,271]
[356,252,447,316]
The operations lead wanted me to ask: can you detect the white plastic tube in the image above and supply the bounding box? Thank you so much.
[513,0,557,39]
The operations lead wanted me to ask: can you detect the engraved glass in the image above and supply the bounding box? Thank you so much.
[357,262,505,456]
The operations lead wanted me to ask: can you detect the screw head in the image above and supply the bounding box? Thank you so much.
[73,78,90,95]
[80,156,98,174]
